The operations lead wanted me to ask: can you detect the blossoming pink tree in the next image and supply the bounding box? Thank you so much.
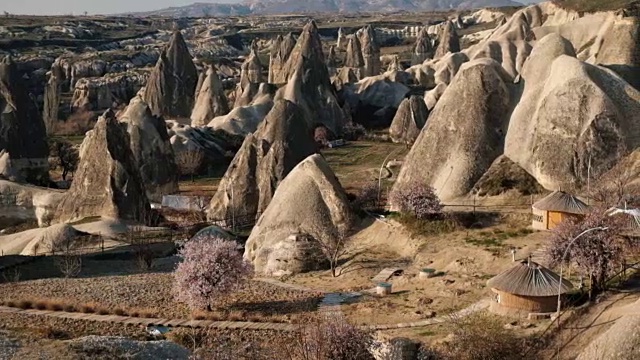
[546,208,634,298]
[391,182,443,220]
[173,236,253,311]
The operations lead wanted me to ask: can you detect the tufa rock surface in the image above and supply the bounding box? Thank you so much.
[268,33,296,84]
[143,30,198,119]
[435,21,461,59]
[55,110,151,224]
[0,56,49,185]
[344,36,365,79]
[392,59,513,202]
[244,153,354,276]
[389,95,429,145]
[207,100,317,222]
[121,96,180,202]
[190,66,230,127]
[412,27,433,65]
[505,33,640,190]
[359,25,381,77]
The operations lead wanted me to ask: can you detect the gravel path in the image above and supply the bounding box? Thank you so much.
[0,331,19,360]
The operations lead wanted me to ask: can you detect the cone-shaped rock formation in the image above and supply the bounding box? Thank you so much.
[55,110,150,223]
[268,33,296,84]
[278,21,345,135]
[392,59,513,202]
[244,153,355,276]
[345,36,365,79]
[143,31,198,119]
[435,21,461,59]
[121,96,179,202]
[359,25,381,77]
[207,100,317,222]
[191,66,230,127]
[389,96,429,145]
[0,56,49,185]
[505,33,640,190]
[412,28,433,65]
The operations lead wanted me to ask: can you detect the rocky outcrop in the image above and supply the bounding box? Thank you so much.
[121,97,179,202]
[392,59,513,202]
[143,31,198,119]
[55,110,150,224]
[190,66,230,127]
[326,45,338,77]
[412,27,433,65]
[435,21,461,59]
[244,154,354,276]
[389,96,428,145]
[208,83,275,136]
[344,36,365,80]
[0,56,49,185]
[593,16,640,89]
[333,67,359,92]
[505,34,640,191]
[387,55,403,72]
[42,67,61,135]
[240,48,263,91]
[268,33,296,84]
[359,25,381,77]
[278,21,345,135]
[207,100,317,222]
[71,72,147,112]
[472,155,544,197]
[337,27,346,50]
[0,180,64,227]
[343,72,410,111]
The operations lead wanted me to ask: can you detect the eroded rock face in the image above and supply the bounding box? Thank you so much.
[43,67,61,135]
[594,16,640,89]
[244,154,354,276]
[505,46,640,190]
[190,66,230,127]
[0,179,64,227]
[207,100,317,222]
[389,96,429,145]
[71,72,147,112]
[326,45,338,77]
[278,21,345,135]
[55,110,150,224]
[121,97,179,202]
[143,31,198,119]
[435,21,461,59]
[344,36,365,79]
[268,33,296,84]
[208,83,275,136]
[359,25,381,77]
[412,27,433,65]
[0,56,49,185]
[392,59,513,202]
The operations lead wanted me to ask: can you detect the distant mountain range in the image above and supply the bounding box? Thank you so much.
[126,0,528,17]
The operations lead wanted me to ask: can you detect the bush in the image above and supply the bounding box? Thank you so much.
[173,236,253,311]
[352,182,380,211]
[48,139,79,181]
[282,316,374,360]
[342,122,366,141]
[53,109,97,136]
[441,313,529,360]
[395,213,459,237]
[391,183,443,220]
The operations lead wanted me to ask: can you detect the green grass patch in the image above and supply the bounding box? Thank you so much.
[390,213,459,237]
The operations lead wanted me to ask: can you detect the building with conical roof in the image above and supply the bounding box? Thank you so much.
[487,260,573,315]
[532,191,589,230]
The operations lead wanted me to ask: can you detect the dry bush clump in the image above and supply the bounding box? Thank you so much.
[440,313,531,360]
[53,109,97,136]
[127,308,158,318]
[36,326,71,340]
[280,315,374,360]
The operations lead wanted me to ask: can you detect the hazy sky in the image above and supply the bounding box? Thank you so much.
[1,0,543,16]
[0,0,241,15]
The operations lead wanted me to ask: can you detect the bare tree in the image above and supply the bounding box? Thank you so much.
[52,236,82,278]
[3,11,9,18]
[310,223,364,278]
[49,139,79,181]
[591,164,639,207]
[188,192,212,223]
[176,149,205,182]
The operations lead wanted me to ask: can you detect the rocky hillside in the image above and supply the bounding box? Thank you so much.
[129,0,526,17]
